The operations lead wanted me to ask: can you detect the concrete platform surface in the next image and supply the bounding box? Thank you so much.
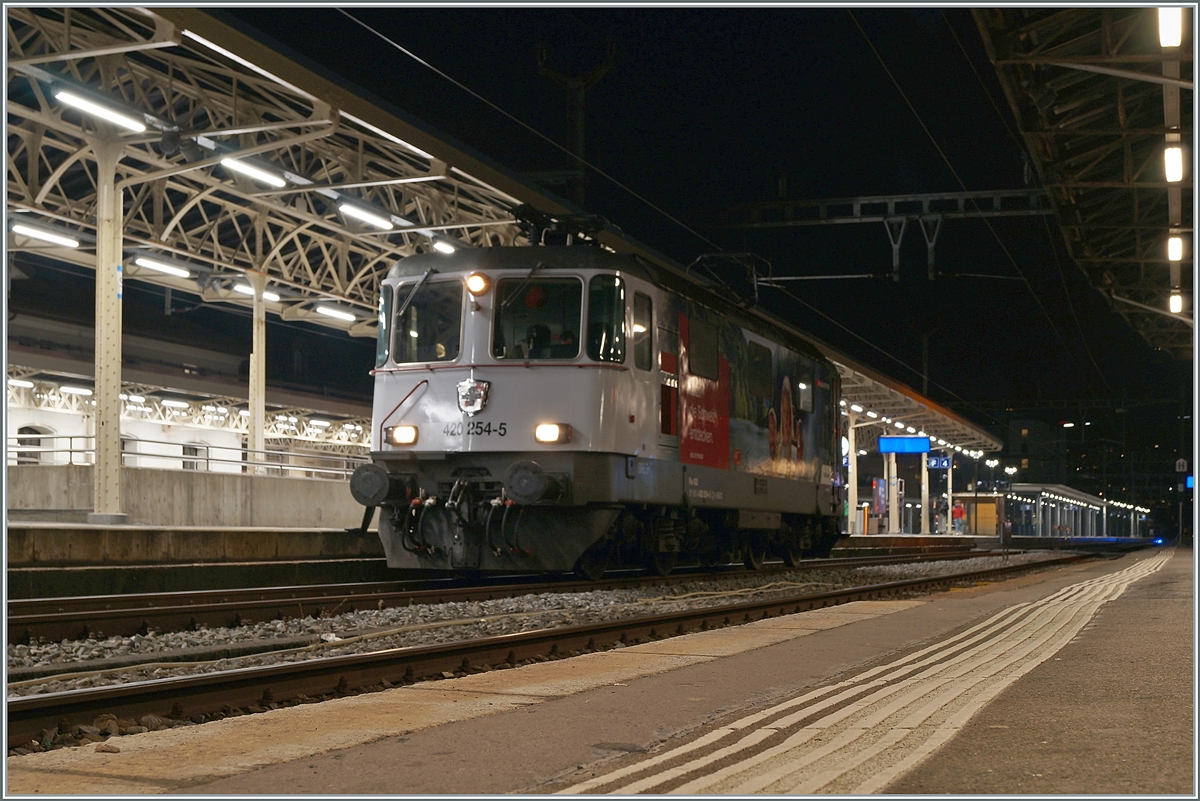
[5,548,1191,795]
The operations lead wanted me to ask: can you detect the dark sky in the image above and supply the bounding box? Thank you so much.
[219,7,1187,443]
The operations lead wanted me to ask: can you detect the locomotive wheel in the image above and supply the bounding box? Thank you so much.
[780,539,804,568]
[742,531,767,571]
[644,549,677,577]
[778,522,803,567]
[574,539,613,581]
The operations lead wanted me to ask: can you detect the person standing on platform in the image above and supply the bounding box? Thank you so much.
[952,501,965,534]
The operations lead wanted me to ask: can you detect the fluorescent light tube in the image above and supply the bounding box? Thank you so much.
[221,158,287,188]
[11,223,79,248]
[134,257,191,278]
[315,305,356,322]
[233,283,280,302]
[54,89,147,132]
[339,203,394,230]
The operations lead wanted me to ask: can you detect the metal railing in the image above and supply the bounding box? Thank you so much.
[7,436,366,480]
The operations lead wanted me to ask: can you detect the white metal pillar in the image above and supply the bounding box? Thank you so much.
[247,271,268,472]
[920,450,930,534]
[88,140,127,524]
[887,452,899,534]
[846,417,858,534]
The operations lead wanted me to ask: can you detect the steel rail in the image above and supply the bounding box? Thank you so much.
[8,550,980,644]
[6,553,1086,750]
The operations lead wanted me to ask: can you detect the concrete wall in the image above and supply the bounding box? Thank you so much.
[6,464,366,528]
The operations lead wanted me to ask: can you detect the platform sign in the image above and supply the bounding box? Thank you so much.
[1176,458,1188,473]
[927,456,951,469]
[878,436,930,454]
[1188,475,1195,489]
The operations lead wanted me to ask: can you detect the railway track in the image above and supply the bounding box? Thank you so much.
[7,552,1087,751]
[9,550,983,645]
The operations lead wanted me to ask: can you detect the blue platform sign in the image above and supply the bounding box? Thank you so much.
[878,436,931,454]
[1188,475,1195,489]
[927,456,951,469]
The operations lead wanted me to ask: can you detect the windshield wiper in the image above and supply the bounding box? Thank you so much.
[393,267,437,321]
[500,261,545,309]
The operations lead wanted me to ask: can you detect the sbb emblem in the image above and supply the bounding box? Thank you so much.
[457,378,490,416]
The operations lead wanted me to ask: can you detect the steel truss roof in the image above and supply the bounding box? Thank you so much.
[6,6,534,334]
[974,7,1194,360]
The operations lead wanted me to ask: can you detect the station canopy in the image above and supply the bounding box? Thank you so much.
[7,6,1000,452]
[975,8,1193,360]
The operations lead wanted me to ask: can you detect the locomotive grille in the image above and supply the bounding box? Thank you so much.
[437,479,505,500]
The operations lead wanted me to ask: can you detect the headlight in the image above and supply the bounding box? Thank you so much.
[465,273,490,295]
[386,425,418,445]
[534,423,572,444]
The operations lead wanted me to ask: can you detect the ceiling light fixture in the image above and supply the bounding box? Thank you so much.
[1159,6,1183,48]
[1170,291,1183,314]
[8,378,35,389]
[338,203,394,230]
[1165,145,1184,182]
[54,88,147,132]
[432,240,457,254]
[1168,235,1183,261]
[315,305,356,322]
[11,223,79,248]
[233,283,281,302]
[134,256,191,278]
[220,157,287,188]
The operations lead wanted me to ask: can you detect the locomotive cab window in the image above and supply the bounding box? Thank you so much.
[392,280,463,363]
[492,277,582,360]
[747,340,772,398]
[375,285,393,367]
[633,292,652,370]
[587,275,626,363]
[688,315,719,380]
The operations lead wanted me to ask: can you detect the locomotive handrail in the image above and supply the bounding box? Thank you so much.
[377,378,430,444]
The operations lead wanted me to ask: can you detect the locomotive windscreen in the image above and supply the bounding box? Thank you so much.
[492,277,583,360]
[392,279,463,363]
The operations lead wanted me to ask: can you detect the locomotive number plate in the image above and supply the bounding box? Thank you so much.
[442,421,508,437]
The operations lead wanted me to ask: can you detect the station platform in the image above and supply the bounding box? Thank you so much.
[5,522,386,598]
[5,547,1190,795]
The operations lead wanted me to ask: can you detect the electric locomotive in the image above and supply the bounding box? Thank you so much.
[350,236,845,578]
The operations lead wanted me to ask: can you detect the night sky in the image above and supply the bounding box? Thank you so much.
[201,8,1188,522]
[218,7,1185,415]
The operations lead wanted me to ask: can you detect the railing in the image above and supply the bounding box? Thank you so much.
[6,436,367,480]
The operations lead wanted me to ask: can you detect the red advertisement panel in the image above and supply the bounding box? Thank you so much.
[679,312,730,469]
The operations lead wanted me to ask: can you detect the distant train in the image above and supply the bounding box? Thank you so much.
[350,235,845,578]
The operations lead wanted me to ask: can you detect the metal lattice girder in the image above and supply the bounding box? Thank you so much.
[713,189,1055,229]
[5,7,531,331]
[973,7,1193,360]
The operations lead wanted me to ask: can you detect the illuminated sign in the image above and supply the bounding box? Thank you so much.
[879,436,931,454]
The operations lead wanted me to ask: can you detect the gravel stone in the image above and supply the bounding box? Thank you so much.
[6,554,1056,699]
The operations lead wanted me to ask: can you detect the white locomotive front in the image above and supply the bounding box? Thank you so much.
[351,245,844,577]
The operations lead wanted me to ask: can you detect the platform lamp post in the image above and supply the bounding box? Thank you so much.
[985,458,999,490]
